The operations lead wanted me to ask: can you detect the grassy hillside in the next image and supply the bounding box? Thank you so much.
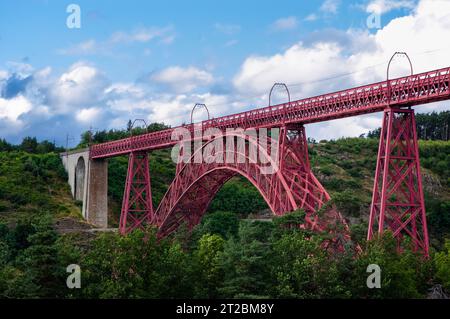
[310,138,450,246]
[0,151,81,224]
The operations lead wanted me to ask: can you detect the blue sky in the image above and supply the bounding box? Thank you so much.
[0,1,367,81]
[0,0,449,145]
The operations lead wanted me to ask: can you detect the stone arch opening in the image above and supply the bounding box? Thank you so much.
[74,156,86,202]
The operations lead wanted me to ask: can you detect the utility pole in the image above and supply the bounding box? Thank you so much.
[89,126,93,146]
[65,134,75,158]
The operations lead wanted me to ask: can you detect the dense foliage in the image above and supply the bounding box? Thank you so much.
[367,111,450,140]
[0,137,64,154]
[77,122,170,148]
[0,213,447,299]
[0,151,80,222]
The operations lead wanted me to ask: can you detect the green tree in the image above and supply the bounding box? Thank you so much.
[270,232,350,298]
[193,211,239,240]
[434,239,450,291]
[36,140,56,154]
[0,265,36,298]
[271,209,310,239]
[219,221,274,298]
[7,218,36,253]
[81,228,194,298]
[193,234,225,298]
[209,180,268,216]
[0,240,10,267]
[15,215,60,297]
[0,138,13,151]
[351,233,432,298]
[20,136,38,153]
[367,111,450,141]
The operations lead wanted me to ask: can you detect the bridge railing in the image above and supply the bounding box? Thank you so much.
[90,66,450,159]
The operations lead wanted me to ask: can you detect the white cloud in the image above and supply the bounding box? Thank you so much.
[0,62,219,141]
[101,79,231,128]
[109,26,173,44]
[305,14,318,22]
[0,95,32,124]
[102,81,234,128]
[60,63,102,85]
[5,62,33,77]
[58,39,97,55]
[105,83,150,113]
[34,66,52,80]
[320,0,340,14]
[150,66,214,93]
[106,92,223,128]
[0,70,9,81]
[76,107,101,123]
[58,26,174,56]
[233,0,450,93]
[233,0,450,140]
[271,16,298,31]
[50,62,108,112]
[2,0,450,144]
[233,42,349,97]
[351,0,450,82]
[146,93,233,125]
[309,114,382,141]
[104,83,146,99]
[147,95,191,125]
[366,0,416,15]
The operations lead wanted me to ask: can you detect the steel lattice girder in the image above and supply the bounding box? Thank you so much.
[153,126,350,241]
[368,108,429,255]
[90,66,450,159]
[119,152,154,234]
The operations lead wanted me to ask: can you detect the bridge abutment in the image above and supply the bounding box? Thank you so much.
[85,158,108,228]
[61,149,108,228]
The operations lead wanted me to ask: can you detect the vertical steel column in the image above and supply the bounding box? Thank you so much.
[119,151,154,234]
[279,124,351,251]
[368,108,429,255]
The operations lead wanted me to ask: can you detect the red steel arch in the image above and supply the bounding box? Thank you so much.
[153,125,349,239]
[99,60,450,255]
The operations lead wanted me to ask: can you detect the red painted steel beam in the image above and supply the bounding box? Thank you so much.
[154,127,350,242]
[368,108,429,255]
[90,66,450,159]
